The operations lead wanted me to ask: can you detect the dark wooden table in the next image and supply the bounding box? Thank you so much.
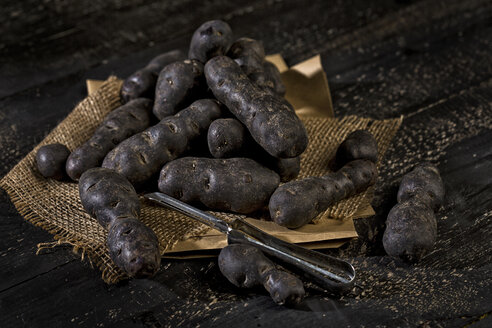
[1,1,491,327]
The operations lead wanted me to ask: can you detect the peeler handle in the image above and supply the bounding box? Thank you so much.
[228,219,355,293]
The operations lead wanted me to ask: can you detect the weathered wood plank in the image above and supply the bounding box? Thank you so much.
[1,0,410,98]
[0,190,81,293]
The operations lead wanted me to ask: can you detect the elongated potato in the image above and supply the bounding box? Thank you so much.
[66,98,153,181]
[227,37,265,76]
[219,244,305,305]
[205,56,307,158]
[36,143,70,180]
[120,50,185,103]
[79,168,160,278]
[189,20,233,63]
[153,59,205,120]
[269,159,378,228]
[207,118,300,182]
[102,99,222,187]
[79,167,140,229]
[383,162,444,262]
[158,157,280,214]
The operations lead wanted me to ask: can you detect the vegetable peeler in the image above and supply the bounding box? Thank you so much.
[144,192,356,293]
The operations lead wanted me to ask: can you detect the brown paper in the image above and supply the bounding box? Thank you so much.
[163,203,375,258]
[86,79,105,95]
[86,54,374,258]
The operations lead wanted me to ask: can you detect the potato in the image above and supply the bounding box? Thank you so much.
[227,37,265,76]
[274,156,301,183]
[153,59,205,120]
[382,197,437,262]
[205,56,308,158]
[228,38,284,95]
[145,50,186,76]
[397,162,445,211]
[120,50,185,103]
[262,61,286,96]
[188,20,233,63]
[107,217,161,278]
[269,159,378,228]
[78,167,140,229]
[207,118,247,158]
[102,99,222,187]
[383,162,444,262]
[66,98,153,181]
[79,168,160,278]
[158,157,280,214]
[120,70,156,104]
[335,130,378,168]
[207,118,300,182]
[219,244,305,305]
[36,143,70,180]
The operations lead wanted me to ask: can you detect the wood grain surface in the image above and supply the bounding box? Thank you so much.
[1,0,491,327]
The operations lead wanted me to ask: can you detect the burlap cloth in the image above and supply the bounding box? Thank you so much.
[0,76,401,283]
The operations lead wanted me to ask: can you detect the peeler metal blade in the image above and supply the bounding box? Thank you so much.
[144,192,356,293]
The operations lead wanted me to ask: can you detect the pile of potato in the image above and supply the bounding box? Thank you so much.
[35,20,444,305]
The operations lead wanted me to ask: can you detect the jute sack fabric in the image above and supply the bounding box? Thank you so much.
[0,77,401,283]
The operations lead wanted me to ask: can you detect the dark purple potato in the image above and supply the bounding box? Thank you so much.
[218,244,305,305]
[120,70,156,103]
[36,143,70,180]
[103,99,222,187]
[207,118,247,158]
[205,56,308,158]
[207,118,300,182]
[107,217,161,278]
[262,61,286,96]
[188,20,233,63]
[383,162,444,262]
[269,159,378,229]
[335,130,378,168]
[383,197,437,262]
[153,60,205,120]
[227,38,286,96]
[78,167,140,229]
[227,37,265,76]
[79,168,161,278]
[66,98,153,181]
[158,157,280,214]
[120,49,185,103]
[274,157,301,183]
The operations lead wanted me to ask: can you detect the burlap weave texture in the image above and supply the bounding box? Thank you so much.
[0,77,401,283]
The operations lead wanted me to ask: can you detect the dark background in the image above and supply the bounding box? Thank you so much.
[1,0,491,327]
